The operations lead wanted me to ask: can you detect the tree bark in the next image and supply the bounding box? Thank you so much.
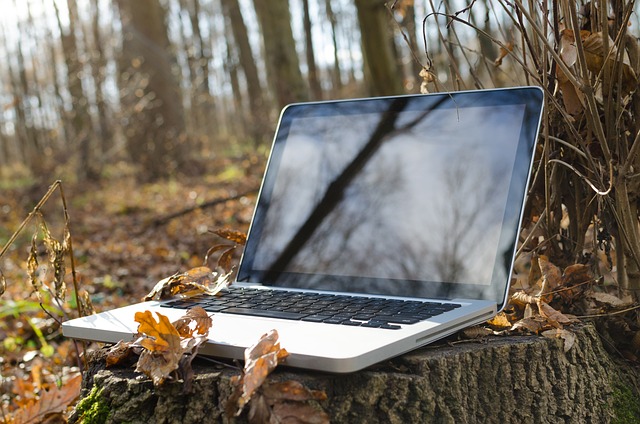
[70,324,639,423]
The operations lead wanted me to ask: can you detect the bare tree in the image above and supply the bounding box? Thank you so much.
[116,0,188,180]
[253,0,308,108]
[354,0,404,96]
[302,0,322,100]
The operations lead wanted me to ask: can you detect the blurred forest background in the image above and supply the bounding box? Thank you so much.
[0,0,551,183]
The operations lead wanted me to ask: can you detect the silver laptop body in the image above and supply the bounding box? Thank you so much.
[63,87,544,373]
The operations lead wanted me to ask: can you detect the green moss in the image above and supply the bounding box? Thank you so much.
[75,386,110,424]
[612,383,640,424]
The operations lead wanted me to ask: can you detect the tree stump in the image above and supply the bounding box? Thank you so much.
[70,324,640,423]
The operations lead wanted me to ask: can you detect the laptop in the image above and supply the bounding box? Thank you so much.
[62,86,544,373]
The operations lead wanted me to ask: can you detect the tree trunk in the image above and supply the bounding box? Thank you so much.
[302,0,322,100]
[253,0,308,108]
[56,0,98,180]
[116,0,187,181]
[324,0,343,93]
[69,324,639,423]
[354,0,404,96]
[222,0,269,145]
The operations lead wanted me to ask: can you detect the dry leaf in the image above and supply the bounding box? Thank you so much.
[172,306,212,337]
[419,67,435,94]
[511,316,549,333]
[9,373,82,424]
[212,228,247,245]
[133,308,211,387]
[494,41,514,66]
[228,329,289,416]
[134,311,184,385]
[270,401,330,424]
[27,233,41,298]
[106,340,134,367]
[537,301,574,325]
[462,326,493,338]
[261,381,327,403]
[144,266,230,301]
[542,328,576,352]
[538,256,562,293]
[487,312,512,329]
[135,310,182,353]
[587,291,632,309]
[510,291,537,306]
[40,220,67,300]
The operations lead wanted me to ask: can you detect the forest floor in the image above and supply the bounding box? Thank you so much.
[0,156,264,422]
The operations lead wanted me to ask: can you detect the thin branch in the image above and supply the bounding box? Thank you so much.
[548,158,613,196]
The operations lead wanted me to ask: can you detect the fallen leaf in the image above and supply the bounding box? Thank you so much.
[106,340,134,367]
[487,312,512,329]
[587,291,632,309]
[133,310,185,385]
[271,401,330,424]
[542,328,576,352]
[135,310,181,353]
[172,306,212,337]
[511,316,548,334]
[10,373,82,424]
[462,326,493,339]
[227,329,289,416]
[537,301,574,325]
[143,266,230,301]
[261,381,327,403]
[538,256,562,293]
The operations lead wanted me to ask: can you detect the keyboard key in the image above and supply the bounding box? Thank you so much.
[380,324,402,330]
[323,317,347,324]
[223,307,307,320]
[301,315,331,323]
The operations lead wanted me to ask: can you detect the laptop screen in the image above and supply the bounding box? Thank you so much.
[238,87,543,307]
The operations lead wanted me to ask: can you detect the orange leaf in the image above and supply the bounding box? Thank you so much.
[494,41,514,67]
[212,228,247,245]
[135,310,181,352]
[262,381,327,403]
[106,340,134,367]
[10,374,82,424]
[144,266,230,301]
[172,306,212,337]
[228,329,289,416]
[486,312,512,329]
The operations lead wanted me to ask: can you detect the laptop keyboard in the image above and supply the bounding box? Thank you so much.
[160,286,462,330]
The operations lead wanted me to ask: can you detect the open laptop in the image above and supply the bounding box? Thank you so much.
[62,86,544,373]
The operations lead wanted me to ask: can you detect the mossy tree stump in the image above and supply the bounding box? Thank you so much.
[70,324,640,423]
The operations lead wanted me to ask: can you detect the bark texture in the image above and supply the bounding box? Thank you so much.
[71,324,639,423]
